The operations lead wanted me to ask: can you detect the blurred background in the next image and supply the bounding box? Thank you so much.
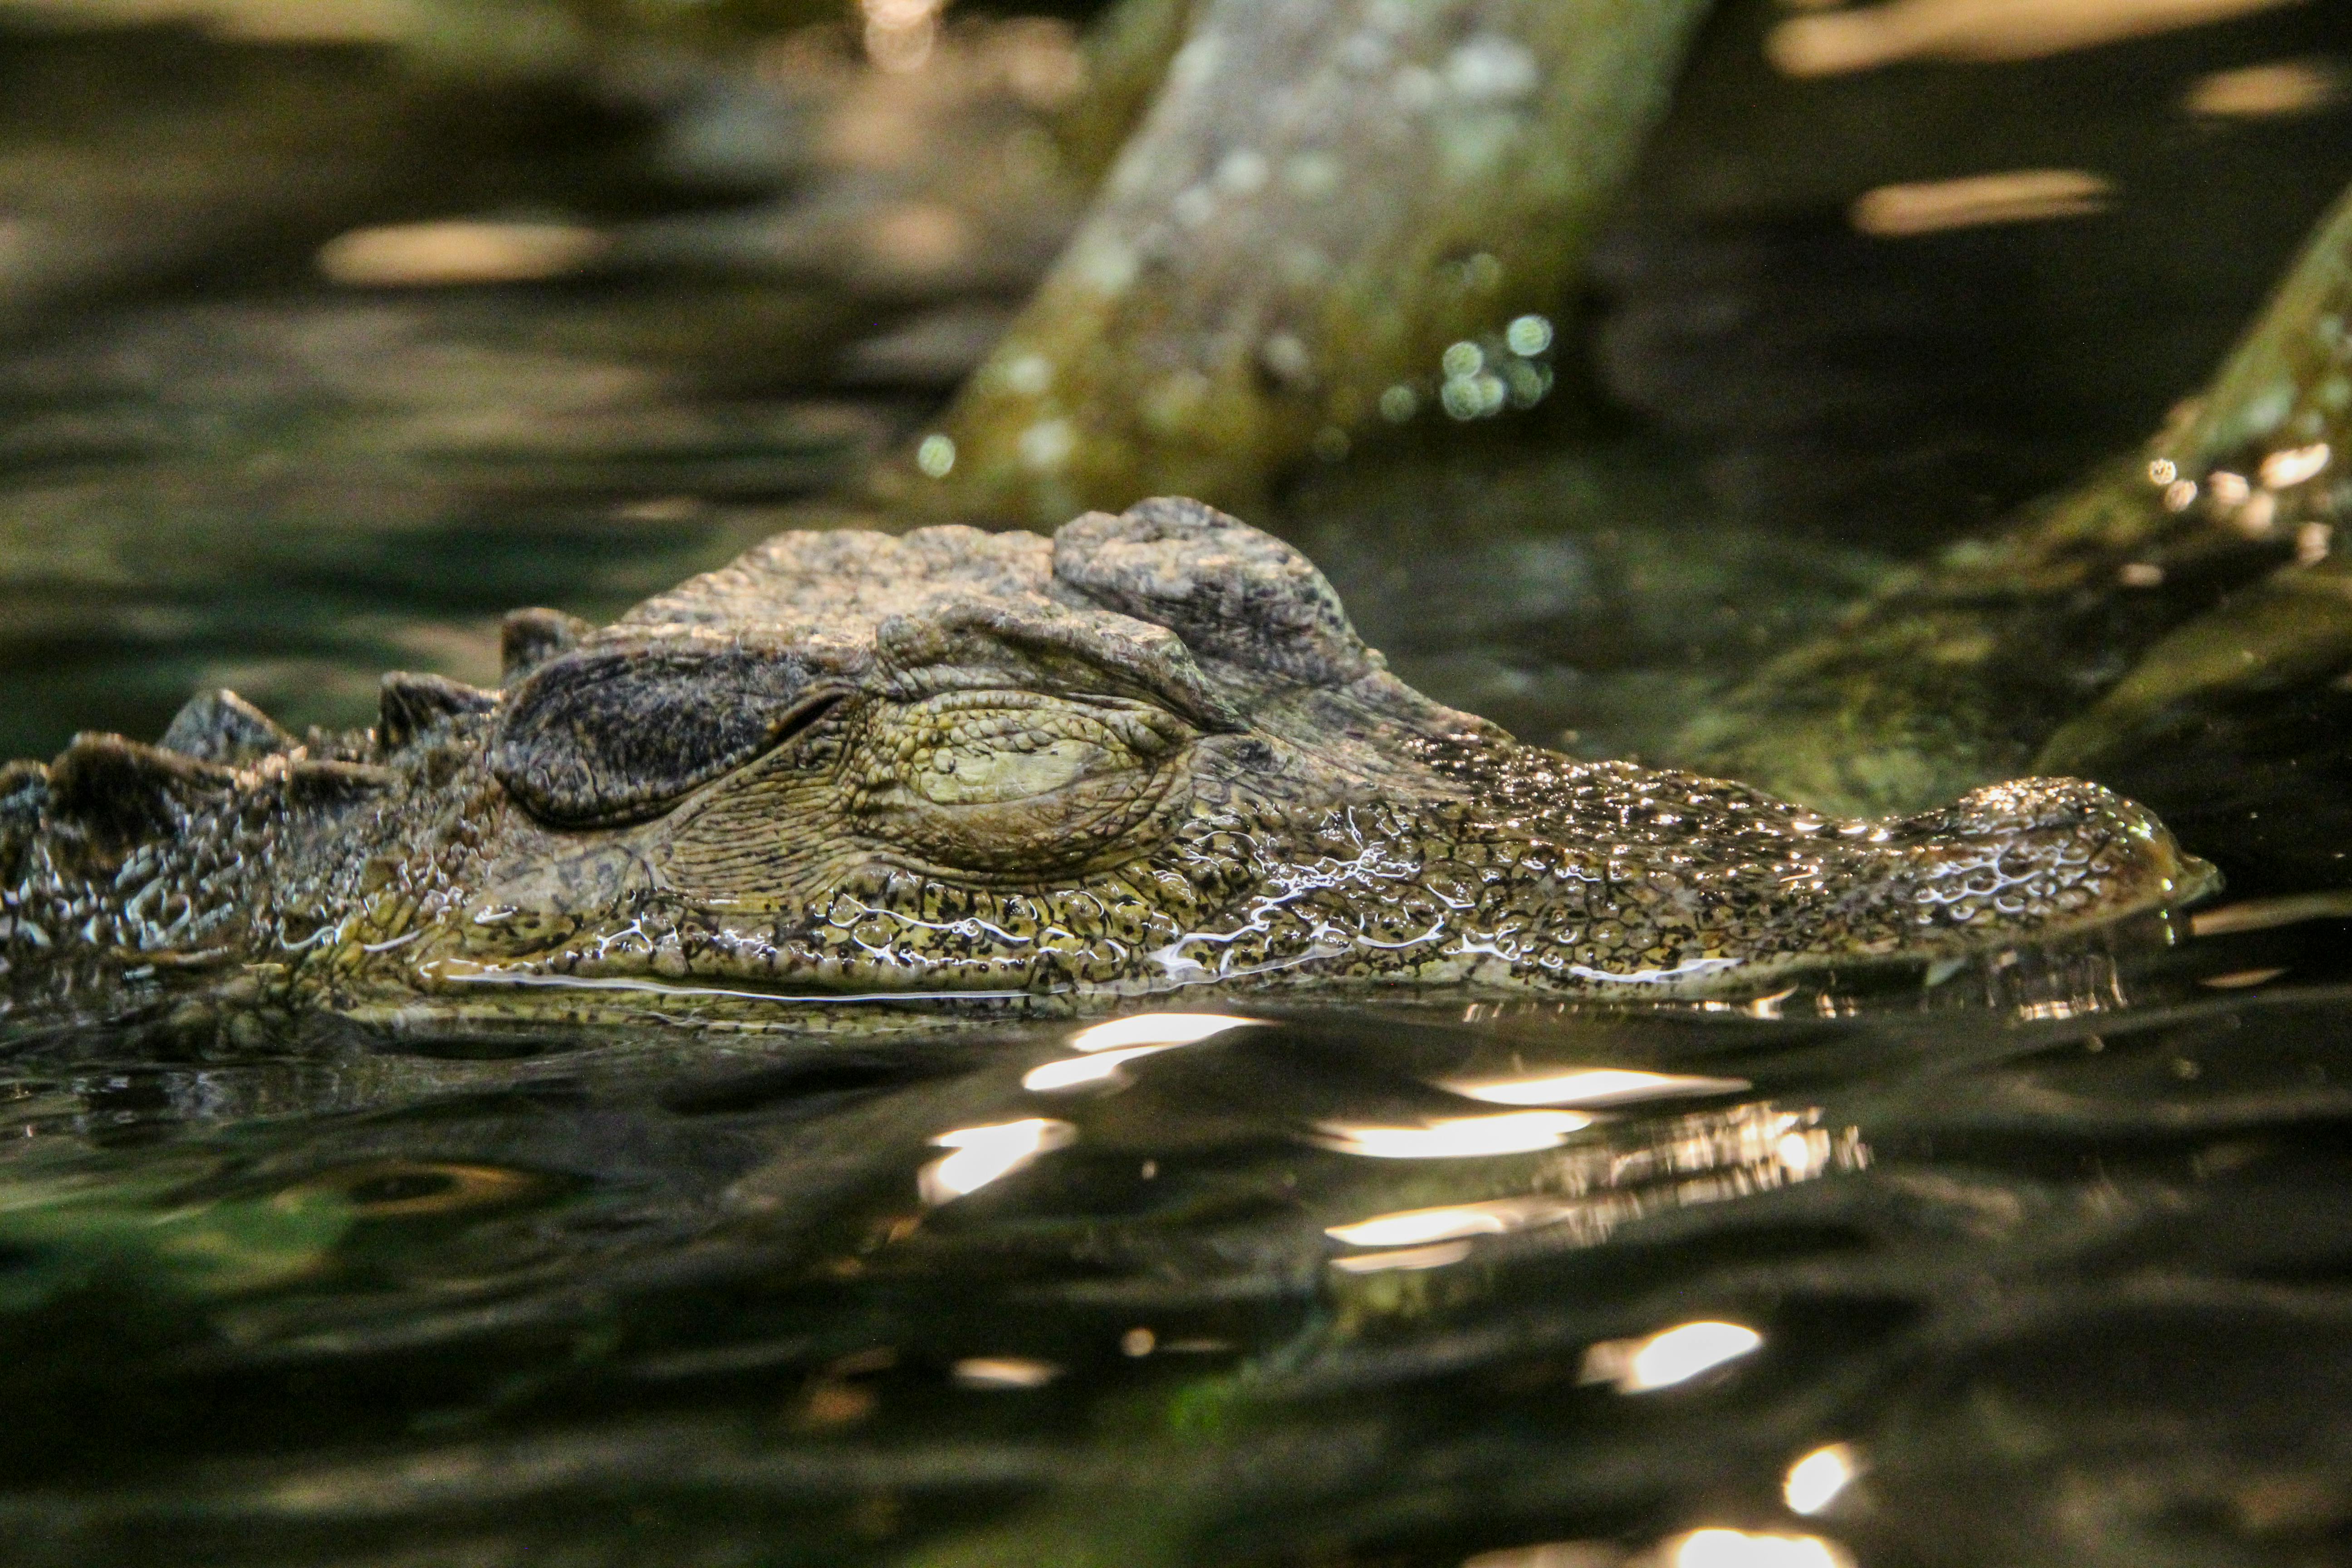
[3,0,2351,761]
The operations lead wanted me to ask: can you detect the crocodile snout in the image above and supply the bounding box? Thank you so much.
[1861,777,2216,945]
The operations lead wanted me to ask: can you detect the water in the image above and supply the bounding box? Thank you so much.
[5,5,2352,1566]
[8,924,2352,1566]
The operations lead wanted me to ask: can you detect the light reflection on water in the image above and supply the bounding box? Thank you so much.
[917,1116,1075,1203]
[1441,1067,1756,1107]
[1021,1012,1267,1090]
[1581,1319,1765,1394]
[1321,1101,1866,1272]
[1665,1529,1853,1568]
[0,975,2348,1565]
[1462,1526,1856,1568]
[1315,1108,1597,1160]
[1782,1443,1862,1517]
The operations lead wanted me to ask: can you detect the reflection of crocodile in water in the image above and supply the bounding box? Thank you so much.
[0,496,2207,1040]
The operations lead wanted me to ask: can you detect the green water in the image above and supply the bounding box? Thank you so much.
[5,5,2352,1565]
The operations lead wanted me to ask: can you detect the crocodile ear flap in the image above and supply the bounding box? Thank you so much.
[379,672,497,751]
[489,640,829,828]
[501,608,594,684]
[159,689,293,765]
[1052,497,1377,687]
[47,734,234,865]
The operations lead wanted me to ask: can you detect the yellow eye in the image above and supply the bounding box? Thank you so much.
[915,736,1124,805]
[905,701,1177,805]
[856,692,1191,875]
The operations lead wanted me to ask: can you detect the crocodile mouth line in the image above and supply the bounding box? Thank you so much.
[419,960,1046,1007]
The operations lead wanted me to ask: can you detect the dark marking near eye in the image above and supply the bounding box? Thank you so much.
[490,641,835,829]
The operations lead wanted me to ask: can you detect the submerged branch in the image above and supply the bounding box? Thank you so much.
[877,0,1717,525]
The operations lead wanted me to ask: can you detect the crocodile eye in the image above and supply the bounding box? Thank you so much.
[853,692,1191,874]
[490,641,829,828]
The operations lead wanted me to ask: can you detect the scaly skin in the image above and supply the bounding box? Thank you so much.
[0,499,2206,1044]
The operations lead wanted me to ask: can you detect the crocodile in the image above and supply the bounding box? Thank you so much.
[0,497,2207,1043]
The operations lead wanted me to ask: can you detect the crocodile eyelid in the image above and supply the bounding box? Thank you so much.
[876,602,1245,734]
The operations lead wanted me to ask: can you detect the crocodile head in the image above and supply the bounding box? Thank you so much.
[3,500,2210,1036]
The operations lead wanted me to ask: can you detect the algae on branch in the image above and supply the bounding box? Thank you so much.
[884,0,1717,526]
[1678,180,2352,822]
[1048,0,1207,188]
